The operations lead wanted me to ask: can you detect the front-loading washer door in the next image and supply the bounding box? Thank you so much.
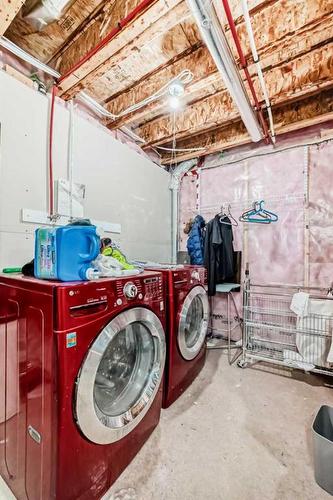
[178,286,209,361]
[75,307,165,444]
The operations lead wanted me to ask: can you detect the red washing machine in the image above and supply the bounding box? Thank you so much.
[148,265,209,408]
[0,272,166,500]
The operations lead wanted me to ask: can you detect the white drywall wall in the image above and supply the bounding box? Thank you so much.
[0,70,171,269]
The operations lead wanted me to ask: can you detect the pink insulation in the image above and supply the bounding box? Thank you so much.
[309,142,333,286]
[179,138,333,336]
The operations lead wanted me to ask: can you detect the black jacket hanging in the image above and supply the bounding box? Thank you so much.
[204,215,234,296]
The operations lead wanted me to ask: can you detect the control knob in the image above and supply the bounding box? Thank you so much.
[123,282,138,299]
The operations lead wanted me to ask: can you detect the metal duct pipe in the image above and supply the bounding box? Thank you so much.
[240,0,276,143]
[186,0,263,142]
[23,0,73,31]
[170,159,197,263]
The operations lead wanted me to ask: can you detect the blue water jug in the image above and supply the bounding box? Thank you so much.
[34,225,100,281]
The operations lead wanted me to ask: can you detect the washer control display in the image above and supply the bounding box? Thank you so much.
[144,277,163,300]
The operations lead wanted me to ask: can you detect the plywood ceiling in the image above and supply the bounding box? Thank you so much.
[3,0,333,165]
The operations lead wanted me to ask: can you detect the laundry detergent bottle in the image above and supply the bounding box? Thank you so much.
[34,225,100,281]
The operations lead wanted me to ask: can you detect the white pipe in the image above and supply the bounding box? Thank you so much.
[0,36,60,78]
[240,0,276,143]
[186,0,263,142]
[68,100,75,221]
[77,92,146,144]
[170,158,197,263]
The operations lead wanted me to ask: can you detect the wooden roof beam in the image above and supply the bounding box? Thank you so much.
[159,88,333,164]
[5,0,105,63]
[105,0,333,129]
[1,0,25,35]
[57,0,188,99]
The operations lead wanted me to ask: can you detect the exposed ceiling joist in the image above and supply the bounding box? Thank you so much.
[134,41,333,146]
[58,0,189,98]
[82,19,200,103]
[5,1,105,62]
[159,89,333,164]
[0,0,25,36]
[3,0,333,163]
[105,0,333,130]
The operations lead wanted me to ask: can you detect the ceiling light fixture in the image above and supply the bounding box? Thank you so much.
[168,96,182,110]
[168,80,185,110]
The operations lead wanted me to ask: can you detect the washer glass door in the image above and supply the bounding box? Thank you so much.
[75,308,165,444]
[178,286,209,360]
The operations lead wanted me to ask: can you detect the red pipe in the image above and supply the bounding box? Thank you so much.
[58,0,156,84]
[49,85,57,218]
[221,0,270,142]
[49,1,155,217]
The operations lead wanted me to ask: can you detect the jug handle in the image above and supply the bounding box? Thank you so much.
[86,234,100,261]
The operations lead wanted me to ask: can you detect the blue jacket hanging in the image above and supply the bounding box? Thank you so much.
[187,215,206,265]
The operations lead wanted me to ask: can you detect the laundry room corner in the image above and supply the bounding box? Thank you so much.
[0,69,172,270]
[1,1,333,499]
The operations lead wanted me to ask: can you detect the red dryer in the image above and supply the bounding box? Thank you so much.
[149,265,209,408]
[0,272,166,500]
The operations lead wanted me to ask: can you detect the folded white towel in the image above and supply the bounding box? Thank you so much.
[297,298,333,366]
[290,292,309,317]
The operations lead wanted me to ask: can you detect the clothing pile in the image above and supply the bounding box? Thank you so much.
[93,238,142,277]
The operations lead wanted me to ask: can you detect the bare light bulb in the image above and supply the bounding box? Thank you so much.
[168,95,181,110]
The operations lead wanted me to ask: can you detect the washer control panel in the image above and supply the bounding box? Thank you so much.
[115,275,163,302]
[123,282,138,299]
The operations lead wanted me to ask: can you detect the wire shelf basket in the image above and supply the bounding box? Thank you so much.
[239,281,333,376]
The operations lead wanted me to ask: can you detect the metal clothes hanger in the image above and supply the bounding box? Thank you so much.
[218,204,238,227]
[239,200,278,224]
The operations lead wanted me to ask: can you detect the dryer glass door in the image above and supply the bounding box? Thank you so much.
[178,286,209,360]
[75,308,165,444]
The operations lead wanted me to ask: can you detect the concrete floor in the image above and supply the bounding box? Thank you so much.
[105,351,333,500]
[1,351,332,500]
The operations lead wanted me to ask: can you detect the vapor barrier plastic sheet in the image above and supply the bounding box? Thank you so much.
[309,142,333,286]
[179,142,333,337]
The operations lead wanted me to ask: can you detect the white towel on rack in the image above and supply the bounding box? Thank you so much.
[290,292,309,317]
[297,299,333,367]
[327,330,333,363]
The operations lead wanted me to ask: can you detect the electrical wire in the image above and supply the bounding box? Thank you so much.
[108,70,193,120]
[156,146,206,152]
[78,70,193,124]
[201,135,333,169]
[169,111,178,171]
